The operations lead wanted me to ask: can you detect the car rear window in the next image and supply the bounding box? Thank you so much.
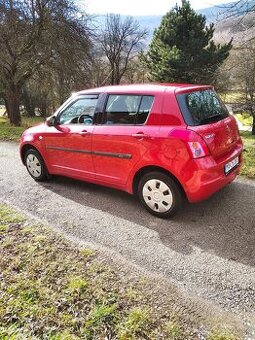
[176,89,229,126]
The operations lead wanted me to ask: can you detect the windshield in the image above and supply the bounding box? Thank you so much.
[177,89,229,126]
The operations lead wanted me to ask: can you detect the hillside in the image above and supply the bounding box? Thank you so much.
[214,11,255,44]
[92,0,255,46]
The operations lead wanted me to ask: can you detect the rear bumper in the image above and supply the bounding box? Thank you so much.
[185,142,243,203]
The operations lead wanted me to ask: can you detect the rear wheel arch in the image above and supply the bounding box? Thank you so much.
[132,165,186,199]
[136,169,184,218]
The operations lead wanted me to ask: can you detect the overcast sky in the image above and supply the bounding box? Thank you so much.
[77,0,231,16]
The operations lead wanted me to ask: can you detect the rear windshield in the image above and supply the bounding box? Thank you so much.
[176,89,229,126]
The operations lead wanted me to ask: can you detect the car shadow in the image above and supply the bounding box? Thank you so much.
[40,176,255,267]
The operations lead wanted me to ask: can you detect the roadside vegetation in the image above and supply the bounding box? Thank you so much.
[235,113,253,127]
[240,131,255,178]
[0,204,239,339]
[0,116,44,141]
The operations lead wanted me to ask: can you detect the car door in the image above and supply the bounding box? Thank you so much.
[44,94,99,179]
[92,93,157,186]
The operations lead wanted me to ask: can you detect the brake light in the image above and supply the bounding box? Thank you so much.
[168,128,210,159]
[188,142,207,158]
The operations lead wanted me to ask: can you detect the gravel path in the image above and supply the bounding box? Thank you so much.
[1,141,255,337]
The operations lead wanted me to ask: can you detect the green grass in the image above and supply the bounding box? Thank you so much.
[0,116,44,141]
[240,131,255,179]
[0,204,240,339]
[208,329,237,340]
[235,113,253,127]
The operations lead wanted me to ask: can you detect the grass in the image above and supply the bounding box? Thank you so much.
[0,204,240,339]
[235,112,253,127]
[207,329,237,340]
[240,131,255,179]
[0,116,44,141]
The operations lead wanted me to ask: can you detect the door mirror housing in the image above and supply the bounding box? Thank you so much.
[46,115,58,127]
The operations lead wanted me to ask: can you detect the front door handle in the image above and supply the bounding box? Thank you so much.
[79,130,91,136]
[132,132,147,138]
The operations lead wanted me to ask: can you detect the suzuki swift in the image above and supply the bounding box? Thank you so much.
[20,84,243,218]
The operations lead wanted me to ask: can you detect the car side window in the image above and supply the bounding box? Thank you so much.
[137,96,154,124]
[105,95,140,125]
[59,95,99,125]
[104,94,154,125]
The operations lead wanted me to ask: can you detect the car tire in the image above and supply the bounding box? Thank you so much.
[25,149,49,182]
[138,171,182,218]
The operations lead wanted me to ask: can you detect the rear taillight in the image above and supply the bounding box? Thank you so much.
[187,142,208,158]
[168,128,210,159]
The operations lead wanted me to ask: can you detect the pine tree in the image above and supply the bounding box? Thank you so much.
[146,0,232,84]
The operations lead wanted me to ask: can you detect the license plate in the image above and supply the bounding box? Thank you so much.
[224,156,239,174]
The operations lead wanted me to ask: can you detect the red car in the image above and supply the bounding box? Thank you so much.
[20,84,243,218]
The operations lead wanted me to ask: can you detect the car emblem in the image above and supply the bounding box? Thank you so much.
[204,133,215,140]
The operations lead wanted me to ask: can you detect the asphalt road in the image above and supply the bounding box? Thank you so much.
[1,141,255,333]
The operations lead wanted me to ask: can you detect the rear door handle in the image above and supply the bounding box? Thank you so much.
[79,130,91,136]
[132,132,147,138]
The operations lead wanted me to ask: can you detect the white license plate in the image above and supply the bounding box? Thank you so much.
[224,156,239,174]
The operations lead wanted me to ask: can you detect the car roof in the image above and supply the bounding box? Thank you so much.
[77,83,213,96]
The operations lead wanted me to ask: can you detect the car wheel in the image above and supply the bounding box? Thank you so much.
[25,149,49,182]
[138,172,182,218]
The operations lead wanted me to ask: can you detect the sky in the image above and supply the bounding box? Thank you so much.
[77,0,232,16]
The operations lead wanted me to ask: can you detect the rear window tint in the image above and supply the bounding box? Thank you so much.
[104,95,154,125]
[137,96,154,124]
[177,89,229,126]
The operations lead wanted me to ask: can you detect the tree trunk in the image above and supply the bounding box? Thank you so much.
[252,115,255,135]
[39,96,48,117]
[110,68,115,85]
[3,96,10,118]
[22,88,35,117]
[5,86,21,126]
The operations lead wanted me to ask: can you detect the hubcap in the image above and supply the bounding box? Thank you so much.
[26,154,42,178]
[142,179,173,213]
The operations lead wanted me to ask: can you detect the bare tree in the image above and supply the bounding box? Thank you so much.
[236,44,255,134]
[222,0,254,17]
[219,41,255,134]
[0,0,46,125]
[123,54,149,84]
[90,56,111,87]
[217,0,255,44]
[0,0,92,125]
[99,14,147,85]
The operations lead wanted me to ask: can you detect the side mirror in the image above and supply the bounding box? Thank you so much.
[46,115,57,127]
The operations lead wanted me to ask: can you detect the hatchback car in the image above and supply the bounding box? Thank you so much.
[20,84,243,218]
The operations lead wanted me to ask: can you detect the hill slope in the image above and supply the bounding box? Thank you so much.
[92,0,255,46]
